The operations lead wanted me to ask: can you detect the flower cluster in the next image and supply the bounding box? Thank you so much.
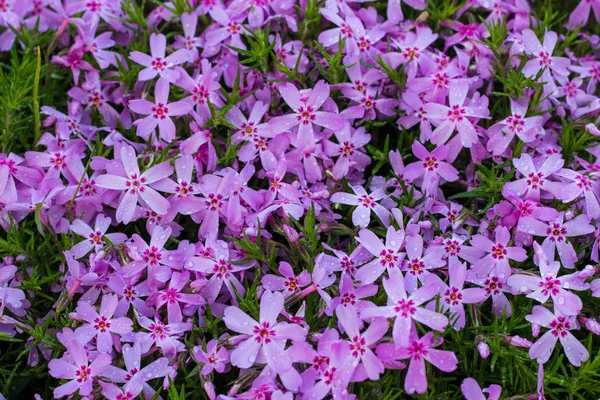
[2,0,600,399]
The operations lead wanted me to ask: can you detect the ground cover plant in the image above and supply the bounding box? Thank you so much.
[1,0,600,398]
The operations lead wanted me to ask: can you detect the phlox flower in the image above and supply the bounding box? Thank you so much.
[354,226,405,284]
[426,262,488,330]
[268,81,345,149]
[94,144,173,224]
[377,332,458,395]
[402,141,459,195]
[330,185,391,228]
[74,294,133,353]
[361,270,448,346]
[101,339,173,399]
[508,242,587,315]
[223,290,307,373]
[48,331,112,398]
[424,80,490,147]
[526,306,589,366]
[518,212,594,268]
[130,33,189,82]
[193,339,229,375]
[69,214,126,259]
[129,78,192,142]
[521,29,570,93]
[463,225,527,278]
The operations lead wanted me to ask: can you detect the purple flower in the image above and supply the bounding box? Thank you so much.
[486,98,544,156]
[518,213,594,268]
[461,378,502,400]
[223,290,307,373]
[74,295,133,353]
[94,144,173,223]
[336,305,387,380]
[377,332,458,395]
[188,239,251,303]
[503,153,564,201]
[424,80,490,147]
[137,316,192,358]
[464,226,527,278]
[129,78,192,142]
[361,270,447,346]
[508,242,587,315]
[330,185,391,228]
[130,33,189,82]
[152,270,205,324]
[193,339,229,375]
[427,262,488,330]
[268,81,345,149]
[526,306,589,366]
[101,339,173,398]
[402,233,445,292]
[49,332,112,398]
[354,227,405,284]
[70,214,126,259]
[262,261,311,296]
[521,30,570,93]
[402,141,459,195]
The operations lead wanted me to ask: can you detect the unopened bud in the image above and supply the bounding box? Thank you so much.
[283,225,299,244]
[477,339,490,359]
[505,335,533,348]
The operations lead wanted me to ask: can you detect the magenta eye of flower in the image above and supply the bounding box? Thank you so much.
[491,244,506,259]
[227,22,240,33]
[151,57,165,71]
[94,316,111,331]
[358,194,376,207]
[89,232,103,244]
[538,51,552,66]
[445,287,463,305]
[253,322,275,343]
[576,175,592,190]
[395,299,416,316]
[86,0,102,12]
[341,293,356,305]
[447,105,466,122]
[423,156,438,171]
[208,355,217,363]
[75,365,92,382]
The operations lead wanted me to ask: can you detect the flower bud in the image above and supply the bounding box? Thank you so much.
[477,339,490,359]
[283,225,299,244]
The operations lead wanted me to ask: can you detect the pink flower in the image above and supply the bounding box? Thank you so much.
[69,214,127,259]
[503,153,564,201]
[526,306,589,366]
[424,80,490,147]
[461,378,502,400]
[129,78,192,142]
[361,270,448,346]
[74,294,133,353]
[49,331,112,398]
[518,213,594,268]
[94,144,173,224]
[464,225,527,278]
[377,332,458,395]
[402,141,459,195]
[223,290,307,373]
[508,242,587,315]
[129,33,189,82]
[354,227,405,284]
[330,186,391,228]
[268,81,345,149]
[521,30,570,93]
[193,339,229,375]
